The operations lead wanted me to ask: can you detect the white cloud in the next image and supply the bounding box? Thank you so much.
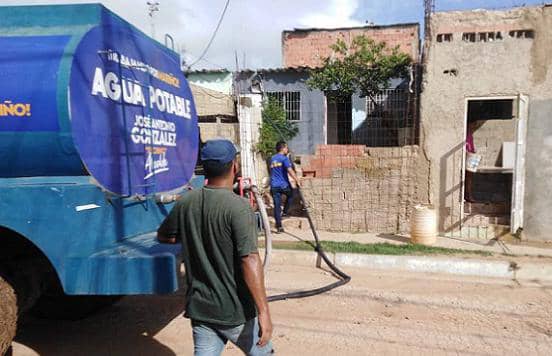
[299,0,362,28]
[4,0,543,70]
[1,0,361,69]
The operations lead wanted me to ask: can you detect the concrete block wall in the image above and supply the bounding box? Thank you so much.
[282,24,420,68]
[300,145,421,233]
[472,120,516,167]
[198,122,239,142]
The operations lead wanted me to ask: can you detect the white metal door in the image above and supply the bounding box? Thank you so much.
[511,94,529,234]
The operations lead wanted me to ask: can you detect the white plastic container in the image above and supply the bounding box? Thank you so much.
[465,152,482,173]
[410,205,437,246]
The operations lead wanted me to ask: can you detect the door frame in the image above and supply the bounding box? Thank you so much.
[460,95,522,234]
[511,94,529,234]
[325,93,352,145]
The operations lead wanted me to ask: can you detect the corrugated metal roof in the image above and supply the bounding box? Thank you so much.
[238,66,313,73]
[186,68,231,74]
[283,22,420,34]
[187,66,319,75]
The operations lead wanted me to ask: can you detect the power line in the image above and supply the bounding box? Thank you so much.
[196,57,227,70]
[184,52,227,71]
[188,0,231,68]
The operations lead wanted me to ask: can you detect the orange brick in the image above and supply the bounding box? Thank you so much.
[283,24,420,67]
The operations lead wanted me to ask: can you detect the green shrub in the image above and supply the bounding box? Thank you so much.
[256,97,299,159]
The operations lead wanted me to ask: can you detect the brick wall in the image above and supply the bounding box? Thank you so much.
[283,24,420,68]
[300,145,421,233]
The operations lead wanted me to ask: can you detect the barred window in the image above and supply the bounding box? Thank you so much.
[462,32,476,42]
[436,33,453,42]
[267,91,301,121]
[509,29,535,39]
[358,88,417,147]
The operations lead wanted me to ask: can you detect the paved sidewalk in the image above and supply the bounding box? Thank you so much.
[268,217,552,258]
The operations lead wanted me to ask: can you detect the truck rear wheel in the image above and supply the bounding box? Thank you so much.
[0,276,17,355]
[31,294,121,320]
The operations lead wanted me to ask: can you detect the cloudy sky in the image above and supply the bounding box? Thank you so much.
[2,0,546,69]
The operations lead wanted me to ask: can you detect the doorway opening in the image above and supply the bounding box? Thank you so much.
[326,93,352,144]
[463,97,518,235]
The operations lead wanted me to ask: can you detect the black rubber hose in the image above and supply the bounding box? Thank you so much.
[267,188,351,302]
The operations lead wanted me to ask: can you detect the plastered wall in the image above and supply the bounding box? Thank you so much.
[421,5,552,240]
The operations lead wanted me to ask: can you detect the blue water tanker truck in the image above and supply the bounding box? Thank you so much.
[0,4,200,352]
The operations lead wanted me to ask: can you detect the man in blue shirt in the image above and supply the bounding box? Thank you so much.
[270,141,301,233]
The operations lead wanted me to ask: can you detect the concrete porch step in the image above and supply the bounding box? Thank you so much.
[464,213,510,227]
[464,202,510,215]
[449,224,511,240]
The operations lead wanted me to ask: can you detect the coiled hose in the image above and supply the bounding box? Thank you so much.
[250,186,351,302]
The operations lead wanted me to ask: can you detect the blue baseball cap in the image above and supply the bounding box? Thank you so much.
[200,139,239,164]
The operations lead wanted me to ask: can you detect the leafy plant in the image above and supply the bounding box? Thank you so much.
[307,35,412,103]
[256,97,299,159]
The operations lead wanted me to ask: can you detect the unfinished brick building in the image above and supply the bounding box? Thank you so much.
[421,5,552,242]
[282,23,420,68]
[273,24,424,234]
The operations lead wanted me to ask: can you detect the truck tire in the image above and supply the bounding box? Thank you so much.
[31,294,121,320]
[0,276,17,356]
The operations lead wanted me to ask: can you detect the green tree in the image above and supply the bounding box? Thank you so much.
[307,35,412,103]
[256,97,299,159]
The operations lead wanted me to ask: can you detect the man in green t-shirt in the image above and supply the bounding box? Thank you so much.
[157,139,273,355]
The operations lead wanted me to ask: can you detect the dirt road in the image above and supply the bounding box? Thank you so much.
[12,263,552,355]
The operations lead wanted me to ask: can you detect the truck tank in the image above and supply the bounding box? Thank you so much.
[0,4,199,196]
[0,2,202,304]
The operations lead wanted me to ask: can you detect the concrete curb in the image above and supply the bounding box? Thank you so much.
[264,249,552,282]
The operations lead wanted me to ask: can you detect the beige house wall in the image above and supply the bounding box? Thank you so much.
[190,84,235,117]
[420,5,552,240]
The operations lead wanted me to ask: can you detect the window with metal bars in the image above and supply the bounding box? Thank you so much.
[266,91,301,121]
[355,88,417,147]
